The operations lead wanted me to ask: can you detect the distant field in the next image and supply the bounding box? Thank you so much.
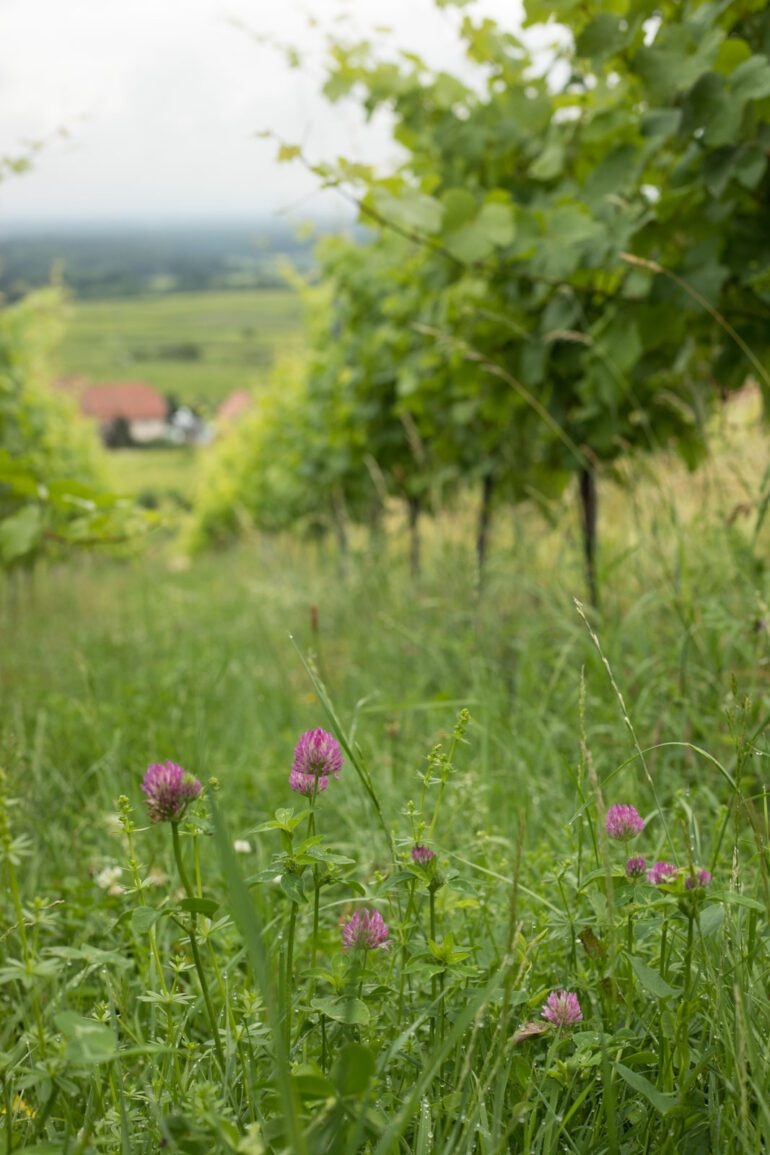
[59,289,305,411]
[104,447,203,504]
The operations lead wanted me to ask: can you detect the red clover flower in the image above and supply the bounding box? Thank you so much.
[341,908,390,951]
[606,804,645,841]
[542,991,582,1028]
[289,768,329,796]
[626,855,647,879]
[411,845,435,865]
[141,761,201,824]
[290,728,343,796]
[646,861,680,886]
[685,869,712,890]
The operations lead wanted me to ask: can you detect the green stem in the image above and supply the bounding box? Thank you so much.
[710,794,735,874]
[439,970,446,1045]
[683,911,695,1001]
[429,889,437,1040]
[312,875,321,967]
[428,780,448,840]
[625,910,635,1027]
[171,821,194,897]
[427,729,460,840]
[7,866,29,964]
[286,902,298,1049]
[397,880,417,1022]
[308,787,321,966]
[193,831,204,894]
[358,949,368,1000]
[171,822,226,1074]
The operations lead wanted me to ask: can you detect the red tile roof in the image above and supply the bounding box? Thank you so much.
[217,390,252,423]
[81,383,167,421]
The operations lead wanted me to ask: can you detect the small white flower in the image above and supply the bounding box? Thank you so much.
[95,866,122,890]
[233,840,252,854]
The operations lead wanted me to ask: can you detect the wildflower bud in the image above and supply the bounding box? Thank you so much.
[625,855,647,879]
[541,990,582,1027]
[684,868,712,890]
[646,861,680,886]
[606,804,645,841]
[411,844,435,865]
[117,796,135,834]
[141,761,202,824]
[341,908,390,951]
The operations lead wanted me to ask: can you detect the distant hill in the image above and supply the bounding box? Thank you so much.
[0,220,346,300]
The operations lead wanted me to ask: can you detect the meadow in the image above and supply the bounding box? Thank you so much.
[3,403,770,1152]
[5,0,770,1148]
[103,448,203,508]
[59,289,304,411]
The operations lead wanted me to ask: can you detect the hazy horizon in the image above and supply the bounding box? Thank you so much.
[0,213,352,236]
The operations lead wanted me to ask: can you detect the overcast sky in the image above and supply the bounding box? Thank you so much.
[0,0,531,228]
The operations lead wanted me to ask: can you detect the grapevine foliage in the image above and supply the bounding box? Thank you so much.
[195,0,770,578]
[0,289,151,568]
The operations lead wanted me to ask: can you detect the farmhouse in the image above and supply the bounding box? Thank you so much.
[80,382,168,444]
[217,389,252,425]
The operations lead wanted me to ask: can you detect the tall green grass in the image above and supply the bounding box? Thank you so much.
[2,455,770,1151]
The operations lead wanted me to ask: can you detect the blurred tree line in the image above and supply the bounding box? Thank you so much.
[0,224,325,301]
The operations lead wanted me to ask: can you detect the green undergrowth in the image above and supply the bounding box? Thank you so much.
[1,486,770,1152]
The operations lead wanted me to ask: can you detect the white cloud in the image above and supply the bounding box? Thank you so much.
[0,0,524,224]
